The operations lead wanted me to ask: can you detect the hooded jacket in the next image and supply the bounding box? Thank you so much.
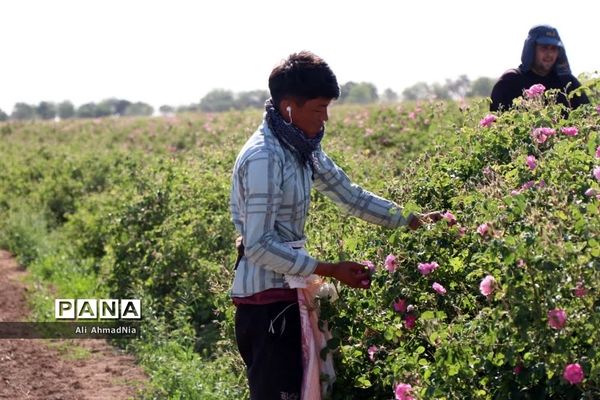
[490,25,589,112]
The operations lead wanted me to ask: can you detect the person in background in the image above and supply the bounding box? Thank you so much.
[229,50,441,400]
[490,24,589,112]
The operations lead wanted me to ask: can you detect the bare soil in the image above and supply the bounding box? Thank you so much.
[0,250,148,399]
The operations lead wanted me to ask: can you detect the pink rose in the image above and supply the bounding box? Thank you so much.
[385,254,397,273]
[479,114,497,127]
[573,281,588,298]
[442,211,457,226]
[362,260,376,274]
[584,188,598,197]
[561,127,578,136]
[531,127,556,144]
[525,84,545,98]
[417,261,439,275]
[513,364,523,375]
[526,155,537,170]
[563,363,584,384]
[479,275,497,296]
[393,298,408,313]
[547,308,567,330]
[368,345,378,361]
[596,146,600,159]
[594,166,600,182]
[517,259,526,268]
[477,223,489,237]
[394,383,414,400]
[404,314,417,330]
[432,282,446,295]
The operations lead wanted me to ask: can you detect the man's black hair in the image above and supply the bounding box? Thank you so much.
[268,51,340,108]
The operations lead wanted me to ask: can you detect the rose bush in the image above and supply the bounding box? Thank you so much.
[0,78,598,399]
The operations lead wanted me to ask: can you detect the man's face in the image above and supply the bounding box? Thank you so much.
[290,97,332,138]
[533,44,559,76]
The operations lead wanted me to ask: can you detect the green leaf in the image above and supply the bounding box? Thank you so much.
[421,311,435,320]
[355,376,372,388]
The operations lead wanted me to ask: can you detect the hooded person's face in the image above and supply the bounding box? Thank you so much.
[533,44,559,76]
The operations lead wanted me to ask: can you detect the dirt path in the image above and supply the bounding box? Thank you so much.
[0,250,148,399]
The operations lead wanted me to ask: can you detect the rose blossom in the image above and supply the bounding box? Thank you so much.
[526,155,537,170]
[531,127,556,144]
[547,308,567,329]
[513,364,523,375]
[417,261,439,275]
[479,114,497,127]
[362,260,375,273]
[368,345,378,361]
[432,282,447,295]
[479,275,497,296]
[594,166,600,182]
[563,363,584,384]
[394,383,414,400]
[393,298,408,313]
[561,126,578,136]
[442,211,457,226]
[573,281,588,297]
[525,83,545,98]
[385,254,397,273]
[596,146,600,159]
[404,314,417,330]
[477,223,489,237]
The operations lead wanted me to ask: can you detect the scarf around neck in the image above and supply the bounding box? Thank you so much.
[265,99,324,173]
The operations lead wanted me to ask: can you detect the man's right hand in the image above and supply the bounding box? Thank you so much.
[314,261,371,289]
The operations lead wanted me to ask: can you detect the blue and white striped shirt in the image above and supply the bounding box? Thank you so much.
[229,119,412,297]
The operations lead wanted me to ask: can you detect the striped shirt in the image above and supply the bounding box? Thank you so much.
[229,118,412,297]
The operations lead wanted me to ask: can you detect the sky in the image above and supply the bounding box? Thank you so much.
[1,0,598,114]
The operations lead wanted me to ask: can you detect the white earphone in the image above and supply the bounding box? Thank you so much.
[285,106,293,125]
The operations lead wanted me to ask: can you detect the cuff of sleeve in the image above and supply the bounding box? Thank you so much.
[292,254,319,277]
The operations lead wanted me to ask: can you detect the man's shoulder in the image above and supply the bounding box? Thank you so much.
[235,123,284,167]
[498,68,522,81]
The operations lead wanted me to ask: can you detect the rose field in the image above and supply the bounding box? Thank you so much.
[0,82,599,399]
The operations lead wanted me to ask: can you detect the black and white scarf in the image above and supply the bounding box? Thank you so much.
[265,99,324,174]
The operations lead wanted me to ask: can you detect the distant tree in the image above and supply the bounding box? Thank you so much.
[176,104,200,113]
[467,77,495,98]
[0,109,8,121]
[199,89,235,112]
[431,83,450,100]
[76,103,98,118]
[339,81,357,103]
[124,102,154,116]
[95,99,118,117]
[445,75,471,99]
[36,101,57,120]
[381,88,398,103]
[159,105,175,115]
[236,90,269,109]
[402,82,432,101]
[57,101,75,119]
[11,103,36,120]
[346,82,378,104]
[115,99,131,115]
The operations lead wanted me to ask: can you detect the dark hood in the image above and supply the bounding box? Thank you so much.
[519,25,571,75]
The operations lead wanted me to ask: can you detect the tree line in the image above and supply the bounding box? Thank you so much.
[0,75,495,121]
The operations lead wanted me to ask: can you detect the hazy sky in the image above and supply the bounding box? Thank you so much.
[1,0,598,113]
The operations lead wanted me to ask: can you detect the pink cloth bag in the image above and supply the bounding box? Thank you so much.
[297,276,336,400]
